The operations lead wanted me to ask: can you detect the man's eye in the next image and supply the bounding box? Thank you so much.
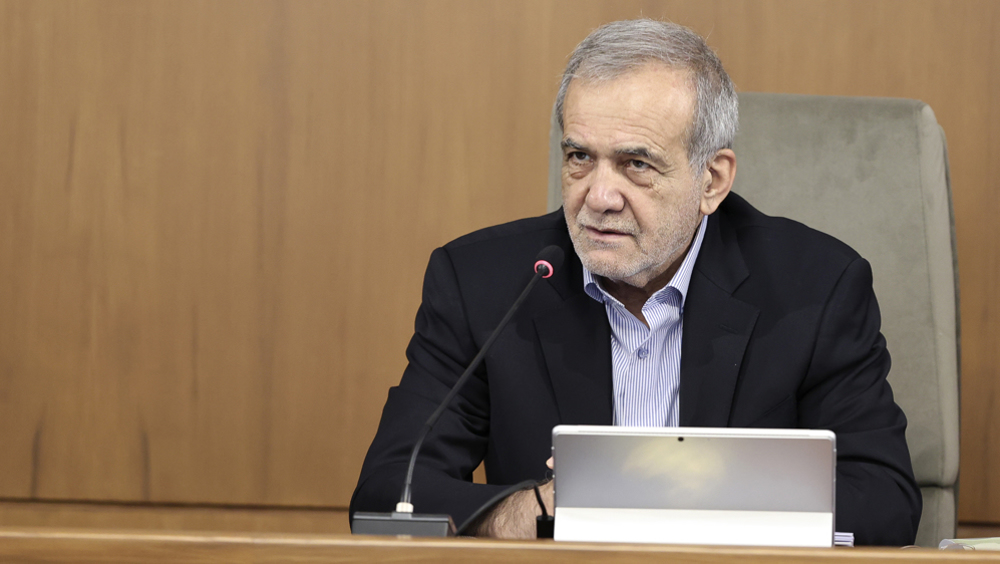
[567,151,589,163]
[629,159,650,170]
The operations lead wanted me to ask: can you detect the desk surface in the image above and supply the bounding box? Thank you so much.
[0,528,997,564]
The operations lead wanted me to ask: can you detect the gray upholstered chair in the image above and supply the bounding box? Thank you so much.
[546,92,960,547]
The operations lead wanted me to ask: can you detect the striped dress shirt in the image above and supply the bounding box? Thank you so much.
[582,217,707,427]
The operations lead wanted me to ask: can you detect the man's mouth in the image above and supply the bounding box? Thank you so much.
[584,225,632,239]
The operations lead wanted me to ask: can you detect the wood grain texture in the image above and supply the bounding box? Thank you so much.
[957,524,1000,539]
[0,529,997,564]
[0,502,350,535]
[0,0,556,507]
[0,0,998,524]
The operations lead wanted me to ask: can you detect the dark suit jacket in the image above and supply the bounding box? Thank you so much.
[350,193,921,545]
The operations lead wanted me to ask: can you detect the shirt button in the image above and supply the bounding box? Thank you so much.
[637,348,649,359]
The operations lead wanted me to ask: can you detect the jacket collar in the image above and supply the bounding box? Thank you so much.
[533,218,614,425]
[534,203,759,427]
[679,203,759,426]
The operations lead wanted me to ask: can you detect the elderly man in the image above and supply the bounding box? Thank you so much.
[351,20,921,545]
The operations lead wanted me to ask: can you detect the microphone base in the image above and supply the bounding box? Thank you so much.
[536,514,555,539]
[351,511,456,537]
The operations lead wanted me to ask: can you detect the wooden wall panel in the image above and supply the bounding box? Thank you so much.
[0,0,998,526]
[0,0,559,509]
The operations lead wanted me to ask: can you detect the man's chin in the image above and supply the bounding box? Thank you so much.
[578,251,642,280]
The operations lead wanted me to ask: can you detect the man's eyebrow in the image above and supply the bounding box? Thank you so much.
[561,139,669,167]
[615,146,659,162]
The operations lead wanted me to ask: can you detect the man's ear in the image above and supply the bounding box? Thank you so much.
[699,148,736,216]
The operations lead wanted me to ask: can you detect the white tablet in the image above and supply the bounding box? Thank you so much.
[551,425,836,547]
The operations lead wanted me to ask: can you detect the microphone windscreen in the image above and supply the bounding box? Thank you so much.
[535,245,565,275]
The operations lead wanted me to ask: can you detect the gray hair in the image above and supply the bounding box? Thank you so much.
[555,19,738,174]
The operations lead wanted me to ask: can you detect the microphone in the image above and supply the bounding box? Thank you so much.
[351,246,564,537]
[534,245,564,279]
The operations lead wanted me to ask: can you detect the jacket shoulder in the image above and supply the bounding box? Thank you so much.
[720,192,861,268]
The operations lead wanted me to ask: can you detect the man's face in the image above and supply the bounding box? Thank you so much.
[561,64,707,290]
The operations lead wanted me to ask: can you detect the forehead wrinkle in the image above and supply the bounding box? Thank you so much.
[564,111,678,162]
[566,109,676,142]
[564,122,674,167]
[562,67,696,168]
[567,65,697,132]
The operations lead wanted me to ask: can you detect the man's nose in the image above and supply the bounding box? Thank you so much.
[584,162,626,213]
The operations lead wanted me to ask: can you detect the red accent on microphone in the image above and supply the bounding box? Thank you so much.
[535,260,555,278]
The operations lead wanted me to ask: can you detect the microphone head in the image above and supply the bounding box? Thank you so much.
[534,245,564,279]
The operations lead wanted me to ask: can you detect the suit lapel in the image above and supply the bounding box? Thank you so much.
[535,204,758,428]
[534,292,614,426]
[679,209,759,427]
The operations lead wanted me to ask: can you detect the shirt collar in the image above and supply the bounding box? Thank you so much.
[583,215,708,308]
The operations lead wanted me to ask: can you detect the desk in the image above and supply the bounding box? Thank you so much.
[0,529,997,564]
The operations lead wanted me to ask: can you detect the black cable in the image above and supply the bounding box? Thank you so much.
[532,484,549,518]
[455,479,537,536]
[399,271,544,507]
[533,481,555,539]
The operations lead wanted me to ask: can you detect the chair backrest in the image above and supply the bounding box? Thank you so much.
[547,92,960,547]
